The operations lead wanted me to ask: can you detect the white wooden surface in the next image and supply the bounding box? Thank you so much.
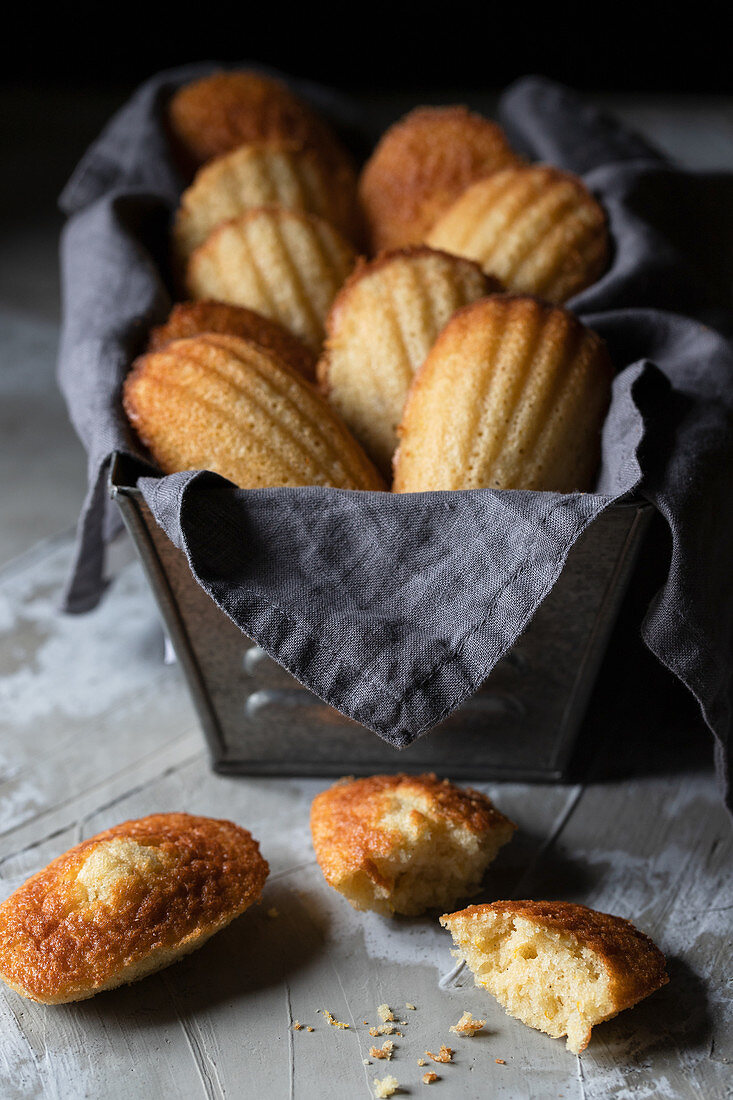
[0,93,732,1099]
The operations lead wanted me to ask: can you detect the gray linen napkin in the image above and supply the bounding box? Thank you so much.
[56,68,733,805]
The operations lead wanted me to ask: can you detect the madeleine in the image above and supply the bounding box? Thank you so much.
[311,774,515,917]
[427,164,609,303]
[393,296,613,494]
[359,105,522,252]
[0,813,268,1004]
[124,333,385,491]
[186,206,356,350]
[441,900,668,1053]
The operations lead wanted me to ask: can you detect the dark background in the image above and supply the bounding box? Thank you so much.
[1,6,728,94]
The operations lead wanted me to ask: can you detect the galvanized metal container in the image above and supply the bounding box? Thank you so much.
[109,453,651,779]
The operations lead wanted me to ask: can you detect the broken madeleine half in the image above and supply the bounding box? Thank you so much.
[393,295,613,494]
[318,247,500,476]
[0,813,268,1004]
[186,206,356,350]
[359,105,522,252]
[147,299,317,382]
[173,141,360,263]
[426,164,609,303]
[310,774,515,917]
[440,900,669,1054]
[124,333,385,490]
[167,69,354,181]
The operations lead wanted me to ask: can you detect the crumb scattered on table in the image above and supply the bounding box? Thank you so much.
[495,1058,506,1065]
[426,1045,454,1064]
[321,1009,349,1029]
[370,1023,401,1037]
[422,1071,439,1084]
[417,1058,426,1066]
[373,1075,399,1098]
[370,1040,395,1060]
[378,1004,396,1022]
[450,1011,486,1036]
[406,1003,417,1010]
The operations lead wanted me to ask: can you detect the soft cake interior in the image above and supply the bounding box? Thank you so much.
[447,911,615,1053]
[342,790,511,917]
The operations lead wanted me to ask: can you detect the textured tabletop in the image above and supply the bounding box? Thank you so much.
[0,90,732,1099]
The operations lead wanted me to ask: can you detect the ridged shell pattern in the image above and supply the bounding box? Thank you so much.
[123,334,385,490]
[393,296,613,493]
[426,165,609,303]
[319,248,496,475]
[174,142,358,261]
[186,207,356,350]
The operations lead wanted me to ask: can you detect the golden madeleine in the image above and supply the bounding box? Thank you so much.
[0,813,268,1004]
[167,70,354,179]
[441,901,668,1054]
[186,206,356,351]
[427,164,609,303]
[359,106,522,252]
[173,141,360,263]
[310,774,515,917]
[147,299,317,382]
[393,296,613,494]
[318,247,500,476]
[124,333,385,490]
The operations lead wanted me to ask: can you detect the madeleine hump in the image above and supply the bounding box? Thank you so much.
[0,813,268,1004]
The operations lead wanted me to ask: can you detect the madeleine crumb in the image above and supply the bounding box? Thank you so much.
[378,1004,396,1022]
[363,1059,372,1065]
[373,1075,399,1098]
[495,1058,506,1064]
[406,1003,417,1010]
[267,907,279,918]
[422,1071,439,1085]
[293,1021,302,1031]
[370,1023,401,1037]
[370,1040,395,1060]
[307,1027,314,1032]
[426,1046,454,1064]
[321,1010,349,1029]
[417,1058,427,1067]
[449,1011,486,1037]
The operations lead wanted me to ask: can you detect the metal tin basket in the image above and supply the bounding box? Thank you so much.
[109,453,651,779]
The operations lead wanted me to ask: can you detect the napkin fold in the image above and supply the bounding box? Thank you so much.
[57,68,733,806]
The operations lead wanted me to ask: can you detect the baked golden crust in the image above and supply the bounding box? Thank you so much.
[426,164,609,303]
[393,295,613,493]
[185,206,357,351]
[359,106,522,252]
[167,70,354,181]
[310,774,515,917]
[124,333,385,490]
[0,813,268,1004]
[317,247,500,476]
[440,900,668,1051]
[173,141,360,263]
[147,299,317,382]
